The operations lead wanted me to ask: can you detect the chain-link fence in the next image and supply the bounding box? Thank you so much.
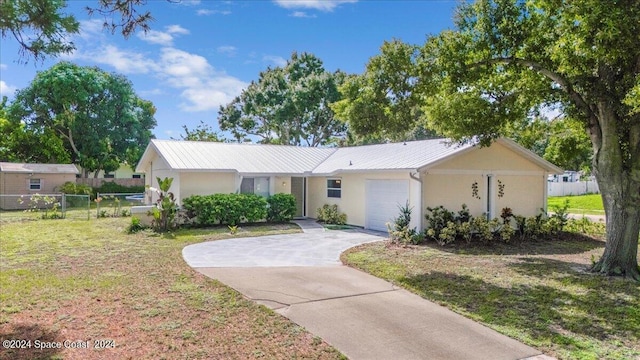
[95,192,145,219]
[0,193,90,223]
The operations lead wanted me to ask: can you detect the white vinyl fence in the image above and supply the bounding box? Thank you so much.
[548,180,600,197]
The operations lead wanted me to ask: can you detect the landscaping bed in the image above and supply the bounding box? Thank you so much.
[0,218,343,360]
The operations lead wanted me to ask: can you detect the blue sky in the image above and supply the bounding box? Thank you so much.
[0,0,458,139]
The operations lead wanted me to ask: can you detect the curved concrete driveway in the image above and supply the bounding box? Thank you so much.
[183,221,548,360]
[183,226,383,267]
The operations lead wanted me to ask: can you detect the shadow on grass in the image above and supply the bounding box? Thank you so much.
[401,263,639,356]
[0,323,61,360]
[422,232,605,256]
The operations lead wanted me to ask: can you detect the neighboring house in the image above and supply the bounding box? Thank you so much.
[77,164,146,189]
[548,171,580,183]
[136,138,563,232]
[83,164,146,179]
[0,162,79,210]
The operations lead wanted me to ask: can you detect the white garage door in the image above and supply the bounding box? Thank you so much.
[365,180,410,232]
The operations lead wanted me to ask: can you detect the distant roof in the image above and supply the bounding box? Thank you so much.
[136,138,562,175]
[0,162,79,174]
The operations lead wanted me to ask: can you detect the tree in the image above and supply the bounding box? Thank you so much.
[176,121,226,142]
[342,0,640,280]
[1,0,168,62]
[9,61,156,177]
[0,96,70,163]
[218,52,347,146]
[332,40,425,142]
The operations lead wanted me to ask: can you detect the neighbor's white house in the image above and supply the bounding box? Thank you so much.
[135,138,562,232]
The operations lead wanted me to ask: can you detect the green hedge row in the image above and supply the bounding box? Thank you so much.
[182,193,296,226]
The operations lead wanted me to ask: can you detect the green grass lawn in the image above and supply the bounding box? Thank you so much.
[0,217,343,360]
[548,194,604,215]
[343,236,640,360]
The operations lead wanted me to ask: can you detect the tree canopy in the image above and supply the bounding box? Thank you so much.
[9,62,156,177]
[0,0,161,62]
[338,0,640,280]
[218,52,347,146]
[0,96,70,163]
[176,120,226,142]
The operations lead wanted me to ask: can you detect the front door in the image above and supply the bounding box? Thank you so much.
[291,177,306,218]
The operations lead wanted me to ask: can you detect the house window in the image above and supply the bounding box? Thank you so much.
[104,173,115,179]
[132,174,142,179]
[240,177,270,197]
[29,178,42,190]
[327,179,341,198]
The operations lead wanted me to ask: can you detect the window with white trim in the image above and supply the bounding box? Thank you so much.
[327,179,341,198]
[29,178,42,190]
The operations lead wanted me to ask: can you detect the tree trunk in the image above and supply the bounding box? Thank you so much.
[592,177,640,281]
[589,102,640,281]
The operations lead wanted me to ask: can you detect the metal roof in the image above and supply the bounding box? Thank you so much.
[136,138,562,175]
[145,140,336,174]
[0,162,79,174]
[311,139,472,174]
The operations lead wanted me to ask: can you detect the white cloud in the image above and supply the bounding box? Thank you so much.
[78,19,105,40]
[166,25,190,35]
[263,55,287,67]
[0,63,7,70]
[197,9,231,15]
[157,48,247,111]
[217,45,237,56]
[75,45,158,74]
[0,81,17,96]
[291,11,316,18]
[137,25,190,46]
[138,30,174,46]
[273,0,357,11]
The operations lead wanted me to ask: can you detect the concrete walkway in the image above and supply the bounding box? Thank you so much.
[183,220,549,360]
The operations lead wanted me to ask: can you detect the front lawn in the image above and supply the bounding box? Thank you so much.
[548,194,604,215]
[342,236,640,360]
[0,218,343,360]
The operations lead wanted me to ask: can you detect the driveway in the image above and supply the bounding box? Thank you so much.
[183,220,549,360]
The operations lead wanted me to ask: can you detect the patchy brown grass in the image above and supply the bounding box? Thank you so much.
[342,234,640,360]
[0,218,344,360]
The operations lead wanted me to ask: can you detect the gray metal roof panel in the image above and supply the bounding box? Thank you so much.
[151,140,336,174]
[311,139,472,174]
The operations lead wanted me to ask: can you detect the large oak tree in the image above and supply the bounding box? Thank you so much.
[337,0,640,280]
[9,61,156,177]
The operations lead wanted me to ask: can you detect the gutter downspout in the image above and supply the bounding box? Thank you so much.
[410,171,423,230]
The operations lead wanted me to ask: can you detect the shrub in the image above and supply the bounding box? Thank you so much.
[437,221,458,246]
[316,204,347,225]
[267,193,297,223]
[549,199,570,232]
[424,206,456,242]
[387,202,421,245]
[182,193,268,226]
[57,181,93,196]
[524,213,551,240]
[149,177,179,232]
[95,181,145,195]
[471,216,494,243]
[126,216,146,234]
